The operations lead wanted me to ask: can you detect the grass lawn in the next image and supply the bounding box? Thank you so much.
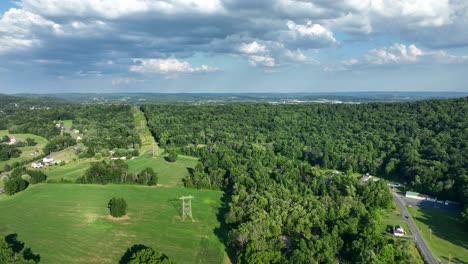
[0,130,48,170]
[378,203,413,236]
[0,184,227,264]
[407,207,468,263]
[44,162,91,182]
[43,153,197,186]
[127,154,198,187]
[62,120,73,128]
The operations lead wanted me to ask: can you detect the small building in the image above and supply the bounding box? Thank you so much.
[393,225,406,236]
[43,157,55,164]
[7,136,17,145]
[388,182,401,188]
[76,136,82,141]
[406,191,436,202]
[31,162,44,168]
[406,191,425,200]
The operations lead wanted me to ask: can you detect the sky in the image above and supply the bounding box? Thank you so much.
[0,0,468,94]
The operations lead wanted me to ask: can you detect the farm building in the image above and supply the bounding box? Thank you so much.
[405,191,437,202]
[43,157,54,163]
[31,162,44,168]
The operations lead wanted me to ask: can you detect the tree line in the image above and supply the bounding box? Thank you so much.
[76,160,157,186]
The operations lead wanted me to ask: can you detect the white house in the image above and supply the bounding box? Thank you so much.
[76,136,82,141]
[31,162,44,168]
[43,157,55,164]
[393,225,406,236]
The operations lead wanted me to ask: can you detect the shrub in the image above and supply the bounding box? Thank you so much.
[166,150,178,163]
[4,178,29,195]
[108,197,127,217]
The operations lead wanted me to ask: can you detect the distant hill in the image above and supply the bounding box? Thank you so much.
[11,91,468,104]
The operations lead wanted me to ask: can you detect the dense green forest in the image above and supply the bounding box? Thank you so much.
[142,98,467,263]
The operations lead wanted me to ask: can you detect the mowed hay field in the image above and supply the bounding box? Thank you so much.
[0,184,226,264]
[127,154,198,187]
[407,207,468,263]
[43,154,197,186]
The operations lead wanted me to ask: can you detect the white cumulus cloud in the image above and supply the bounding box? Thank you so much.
[239,41,267,54]
[130,58,221,74]
[248,55,276,67]
[334,43,468,70]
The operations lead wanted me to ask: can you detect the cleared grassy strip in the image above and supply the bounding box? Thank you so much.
[45,162,90,182]
[133,108,157,154]
[407,207,468,263]
[0,130,49,169]
[0,184,226,264]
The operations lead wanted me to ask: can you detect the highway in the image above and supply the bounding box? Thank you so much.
[392,192,441,264]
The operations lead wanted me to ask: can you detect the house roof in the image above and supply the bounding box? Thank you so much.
[406,191,419,196]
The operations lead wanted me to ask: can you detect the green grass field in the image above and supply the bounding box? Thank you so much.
[62,120,73,128]
[43,154,198,186]
[127,154,198,186]
[378,202,413,236]
[0,184,227,264]
[0,130,49,170]
[407,207,468,263]
[45,162,91,182]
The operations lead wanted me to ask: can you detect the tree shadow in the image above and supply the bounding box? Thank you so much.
[186,167,194,175]
[5,233,24,253]
[412,208,468,263]
[167,198,181,216]
[5,233,41,263]
[213,188,237,263]
[119,244,149,264]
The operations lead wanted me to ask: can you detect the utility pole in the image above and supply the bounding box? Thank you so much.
[179,195,194,222]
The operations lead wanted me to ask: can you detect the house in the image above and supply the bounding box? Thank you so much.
[73,129,80,133]
[43,157,55,164]
[388,182,401,188]
[31,162,44,168]
[393,225,406,236]
[76,136,82,141]
[7,136,17,145]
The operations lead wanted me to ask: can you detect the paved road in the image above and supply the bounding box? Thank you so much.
[392,192,441,264]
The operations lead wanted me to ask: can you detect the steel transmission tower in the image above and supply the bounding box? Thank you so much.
[179,195,194,221]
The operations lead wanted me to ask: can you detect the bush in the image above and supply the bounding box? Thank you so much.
[108,197,127,217]
[95,153,103,160]
[4,178,29,195]
[21,174,31,182]
[166,150,178,163]
[136,168,158,186]
[28,170,47,184]
[119,244,176,264]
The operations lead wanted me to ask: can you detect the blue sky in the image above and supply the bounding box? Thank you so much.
[1,0,468,93]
